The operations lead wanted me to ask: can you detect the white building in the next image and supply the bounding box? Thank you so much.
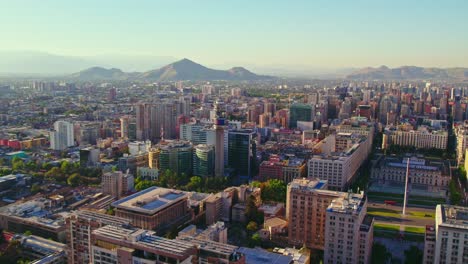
[50,120,74,150]
[425,205,468,264]
[324,192,373,264]
[128,140,151,155]
[308,133,371,190]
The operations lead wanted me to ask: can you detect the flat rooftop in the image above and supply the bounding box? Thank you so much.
[237,247,293,264]
[178,236,238,256]
[111,186,187,215]
[288,178,328,191]
[93,225,196,257]
[327,192,366,215]
[438,205,468,230]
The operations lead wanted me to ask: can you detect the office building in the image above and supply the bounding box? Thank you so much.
[425,205,468,264]
[66,210,131,264]
[228,129,256,178]
[193,144,215,177]
[308,133,371,190]
[50,120,74,150]
[159,140,193,176]
[101,171,134,199]
[91,225,198,264]
[289,103,314,128]
[111,186,192,231]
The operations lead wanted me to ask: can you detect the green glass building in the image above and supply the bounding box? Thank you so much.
[193,144,215,177]
[289,103,313,128]
[159,140,193,176]
[228,129,256,178]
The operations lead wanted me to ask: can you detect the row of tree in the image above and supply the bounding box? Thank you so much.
[135,170,231,193]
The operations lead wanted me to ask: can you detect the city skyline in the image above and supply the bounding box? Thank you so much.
[1,0,468,71]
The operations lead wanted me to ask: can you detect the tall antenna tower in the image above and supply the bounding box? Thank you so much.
[402,158,410,216]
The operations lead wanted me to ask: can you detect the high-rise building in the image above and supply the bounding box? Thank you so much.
[159,140,193,176]
[101,171,134,199]
[120,115,130,138]
[324,192,373,264]
[424,205,468,264]
[289,103,314,128]
[286,178,336,249]
[66,210,131,264]
[287,178,374,262]
[78,122,101,146]
[50,120,74,150]
[193,144,215,177]
[228,129,256,178]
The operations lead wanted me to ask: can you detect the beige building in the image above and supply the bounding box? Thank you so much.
[456,121,468,164]
[286,178,338,249]
[371,156,450,193]
[101,171,134,199]
[423,225,436,264]
[324,193,373,264]
[308,133,371,190]
[426,205,468,264]
[383,125,448,150]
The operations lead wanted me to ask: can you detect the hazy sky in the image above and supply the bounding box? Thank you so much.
[1,0,467,68]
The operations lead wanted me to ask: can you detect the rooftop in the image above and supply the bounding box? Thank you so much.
[237,247,293,264]
[437,204,468,230]
[327,192,366,215]
[111,186,187,215]
[288,178,328,192]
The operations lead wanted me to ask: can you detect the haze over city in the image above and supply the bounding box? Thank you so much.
[1,0,468,75]
[0,1,467,264]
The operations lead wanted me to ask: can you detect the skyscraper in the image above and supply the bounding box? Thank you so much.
[159,140,193,176]
[50,120,74,150]
[228,129,256,178]
[193,144,215,177]
[289,103,314,128]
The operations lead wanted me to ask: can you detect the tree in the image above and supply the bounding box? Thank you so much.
[106,208,115,215]
[255,179,287,203]
[60,161,73,174]
[404,246,423,264]
[11,158,24,171]
[24,230,32,236]
[246,221,258,233]
[245,194,259,223]
[449,179,462,205]
[25,160,37,171]
[135,180,156,191]
[45,167,66,182]
[186,176,202,191]
[31,183,41,194]
[67,173,81,187]
[371,243,391,264]
[248,233,261,248]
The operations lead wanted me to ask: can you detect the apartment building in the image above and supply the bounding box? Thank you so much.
[324,193,373,264]
[425,205,468,264]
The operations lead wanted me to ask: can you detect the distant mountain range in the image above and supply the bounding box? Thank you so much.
[346,66,468,80]
[69,58,274,81]
[0,51,176,74]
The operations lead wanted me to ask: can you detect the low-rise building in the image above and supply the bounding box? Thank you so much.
[101,171,134,199]
[111,186,192,231]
